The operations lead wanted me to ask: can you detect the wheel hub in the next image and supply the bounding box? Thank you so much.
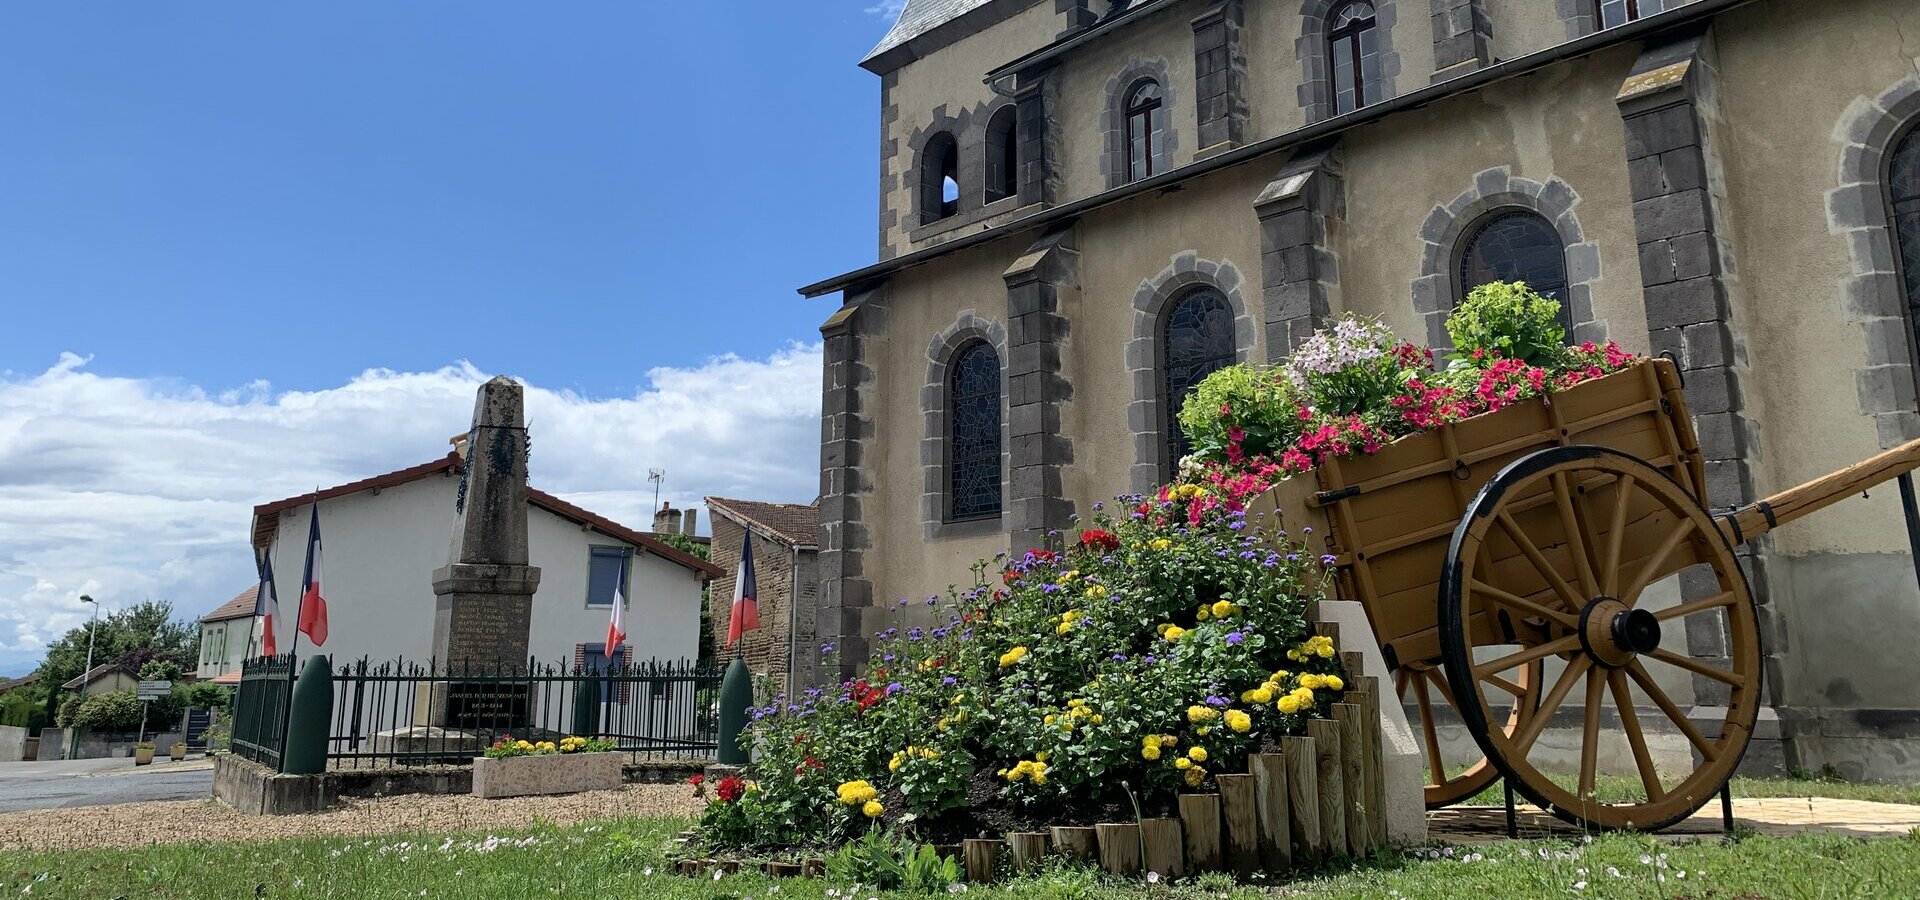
[1579,598,1660,667]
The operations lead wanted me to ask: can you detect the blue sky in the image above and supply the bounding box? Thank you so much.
[0,2,901,673]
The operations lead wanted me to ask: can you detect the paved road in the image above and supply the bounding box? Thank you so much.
[0,757,215,813]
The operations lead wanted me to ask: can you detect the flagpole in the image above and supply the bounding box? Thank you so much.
[288,493,317,663]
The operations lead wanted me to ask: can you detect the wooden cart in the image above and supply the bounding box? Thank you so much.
[1250,358,1920,831]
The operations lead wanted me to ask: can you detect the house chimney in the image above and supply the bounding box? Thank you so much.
[653,501,682,535]
[449,431,472,460]
[681,508,699,537]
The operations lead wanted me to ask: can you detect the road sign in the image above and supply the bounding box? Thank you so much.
[136,680,171,699]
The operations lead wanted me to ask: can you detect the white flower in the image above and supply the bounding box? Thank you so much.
[1573,881,1587,891]
[642,868,653,876]
[1606,866,1621,878]
[713,871,723,881]
[1146,871,1161,884]
[1638,854,1652,865]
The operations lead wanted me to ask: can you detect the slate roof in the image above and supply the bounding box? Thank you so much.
[864,0,993,63]
[706,497,822,549]
[202,586,261,623]
[61,663,135,691]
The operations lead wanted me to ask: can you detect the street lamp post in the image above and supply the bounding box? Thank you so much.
[71,595,99,760]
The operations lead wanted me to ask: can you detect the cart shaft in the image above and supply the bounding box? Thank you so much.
[1717,437,1920,545]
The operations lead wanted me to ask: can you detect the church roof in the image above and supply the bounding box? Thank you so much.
[863,0,1033,72]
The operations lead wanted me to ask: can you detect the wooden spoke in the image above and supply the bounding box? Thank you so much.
[1577,667,1605,801]
[1627,659,1718,762]
[1496,511,1586,611]
[1619,519,1697,607]
[1655,590,1736,622]
[1484,672,1529,697]
[1609,669,1665,802]
[1471,579,1578,629]
[1474,633,1583,679]
[1512,655,1592,755]
[1553,472,1601,600]
[1601,474,1635,598]
[1426,667,1460,710]
[1648,648,1746,687]
[1410,670,1447,786]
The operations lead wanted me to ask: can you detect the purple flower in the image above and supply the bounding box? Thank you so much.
[1144,655,1159,664]
[887,682,903,694]
[1225,632,1245,645]
[941,676,958,686]
[883,654,897,663]
[927,597,938,606]
[1206,695,1230,707]
[820,643,836,655]
[1321,554,1337,565]
[1112,653,1128,662]
[1230,521,1247,531]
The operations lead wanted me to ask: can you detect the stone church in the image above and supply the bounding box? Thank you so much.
[799,0,1920,781]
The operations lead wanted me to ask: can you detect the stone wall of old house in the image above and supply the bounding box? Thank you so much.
[707,515,798,685]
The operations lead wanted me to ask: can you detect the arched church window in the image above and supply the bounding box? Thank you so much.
[1329,1,1381,115]
[1459,210,1571,329]
[1162,287,1236,473]
[985,107,1017,203]
[1124,80,1167,183]
[948,341,1002,521]
[920,132,960,224]
[1891,123,1920,354]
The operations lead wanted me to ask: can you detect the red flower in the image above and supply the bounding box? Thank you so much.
[689,774,705,786]
[850,679,886,712]
[715,775,746,803]
[1077,529,1120,553]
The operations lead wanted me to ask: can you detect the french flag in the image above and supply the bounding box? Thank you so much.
[605,562,627,658]
[725,527,760,647]
[297,504,330,647]
[253,554,280,657]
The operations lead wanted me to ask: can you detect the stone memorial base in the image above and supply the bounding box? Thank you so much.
[471,751,624,799]
[370,726,489,764]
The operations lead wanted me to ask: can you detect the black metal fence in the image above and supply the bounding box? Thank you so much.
[232,653,295,768]
[324,657,722,769]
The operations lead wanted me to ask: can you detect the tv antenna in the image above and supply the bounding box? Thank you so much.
[648,468,666,511]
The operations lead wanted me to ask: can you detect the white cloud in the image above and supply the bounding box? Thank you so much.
[866,0,909,20]
[0,345,823,675]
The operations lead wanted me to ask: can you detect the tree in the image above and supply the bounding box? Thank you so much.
[32,600,200,700]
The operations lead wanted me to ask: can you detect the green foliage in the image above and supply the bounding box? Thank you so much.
[657,530,715,667]
[0,689,48,730]
[481,735,616,758]
[1175,365,1304,462]
[1446,281,1566,368]
[30,599,200,703]
[61,690,145,732]
[823,830,961,893]
[138,660,183,682]
[176,681,232,713]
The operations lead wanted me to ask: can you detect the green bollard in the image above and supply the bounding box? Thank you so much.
[716,657,751,765]
[281,655,334,775]
[570,677,599,737]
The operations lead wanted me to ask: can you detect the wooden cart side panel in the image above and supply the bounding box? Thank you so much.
[1303,361,1699,657]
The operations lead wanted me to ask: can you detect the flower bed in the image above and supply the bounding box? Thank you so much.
[472,735,623,800]
[682,282,1639,879]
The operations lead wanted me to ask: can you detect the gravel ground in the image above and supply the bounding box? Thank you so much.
[0,783,704,853]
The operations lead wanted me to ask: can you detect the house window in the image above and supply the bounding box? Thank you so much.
[1597,0,1648,29]
[1329,1,1381,115]
[1162,287,1236,473]
[1459,210,1571,322]
[1892,123,1920,359]
[585,546,631,608]
[948,340,1003,521]
[1124,80,1167,182]
[985,107,1017,204]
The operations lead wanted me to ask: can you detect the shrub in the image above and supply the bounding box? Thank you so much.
[1176,364,1304,464]
[701,494,1343,850]
[62,690,145,733]
[1446,281,1566,368]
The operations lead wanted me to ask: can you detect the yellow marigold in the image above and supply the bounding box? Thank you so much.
[1325,675,1345,692]
[1156,623,1173,637]
[836,780,879,805]
[1277,695,1303,715]
[1159,734,1178,748]
[1084,585,1108,599]
[999,646,1029,667]
[1149,539,1172,551]
[1225,710,1252,734]
[1196,606,1211,622]
[1300,674,1322,690]
[889,753,904,772]
[1092,714,1104,724]
[1211,600,1236,619]
[515,740,533,751]
[1188,746,1208,763]
[1250,686,1274,705]
[1055,621,1073,635]
[1142,744,1161,761]
[1044,714,1057,724]
[1318,645,1335,659]
[1184,766,1206,787]
[1197,726,1211,736]
[1031,771,1049,786]
[1174,757,1193,770]
[862,800,885,818]
[1163,626,1186,642]
[1035,751,1051,763]
[1186,705,1217,723]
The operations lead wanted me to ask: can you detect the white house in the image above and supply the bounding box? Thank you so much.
[249,453,720,670]
[198,586,265,684]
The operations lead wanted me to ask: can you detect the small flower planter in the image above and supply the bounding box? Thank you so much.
[169,742,187,761]
[132,745,155,766]
[470,751,623,799]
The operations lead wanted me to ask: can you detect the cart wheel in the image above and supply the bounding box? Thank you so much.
[1439,446,1762,831]
[1396,660,1541,808]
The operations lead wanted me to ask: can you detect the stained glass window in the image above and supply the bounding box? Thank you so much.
[1162,288,1236,472]
[1459,210,1571,329]
[1329,2,1380,116]
[948,341,1002,521]
[1893,124,1920,357]
[1125,80,1167,183]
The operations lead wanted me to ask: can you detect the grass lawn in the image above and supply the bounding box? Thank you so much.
[1460,774,1920,808]
[3,815,1917,899]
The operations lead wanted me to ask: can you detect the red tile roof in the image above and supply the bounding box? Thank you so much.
[202,585,261,623]
[251,454,722,579]
[706,497,822,549]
